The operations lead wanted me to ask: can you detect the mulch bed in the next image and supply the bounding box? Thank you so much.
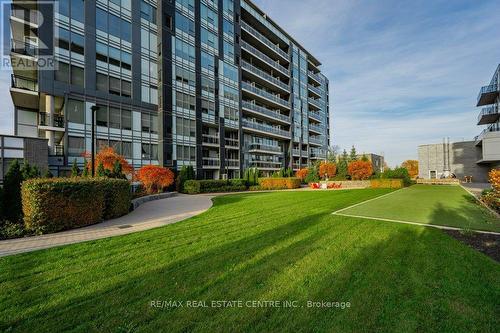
[445,230,500,262]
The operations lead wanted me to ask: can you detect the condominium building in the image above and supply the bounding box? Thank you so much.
[475,63,500,168]
[8,0,330,178]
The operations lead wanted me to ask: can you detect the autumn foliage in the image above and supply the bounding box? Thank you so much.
[136,165,175,194]
[348,160,373,180]
[401,160,419,178]
[319,162,337,179]
[295,168,308,181]
[489,168,500,192]
[83,147,133,175]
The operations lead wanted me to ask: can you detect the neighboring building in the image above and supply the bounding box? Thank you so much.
[475,64,500,169]
[357,153,384,173]
[8,0,330,178]
[0,135,48,184]
[418,141,490,183]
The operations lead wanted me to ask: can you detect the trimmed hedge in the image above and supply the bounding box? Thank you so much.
[258,177,301,190]
[370,179,403,189]
[183,179,247,194]
[22,178,130,233]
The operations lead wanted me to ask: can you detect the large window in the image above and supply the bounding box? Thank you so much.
[175,12,194,36]
[201,27,218,49]
[71,65,84,87]
[201,4,218,29]
[109,107,121,129]
[174,38,195,62]
[176,145,196,161]
[70,32,84,55]
[66,99,84,124]
[122,109,132,130]
[175,91,195,111]
[70,0,84,23]
[96,105,108,127]
[68,136,85,156]
[140,1,156,24]
[55,61,69,83]
[175,116,196,137]
[201,52,214,71]
[96,9,131,43]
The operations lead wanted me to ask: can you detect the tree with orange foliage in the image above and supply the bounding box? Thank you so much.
[401,160,419,178]
[136,165,175,194]
[295,168,308,182]
[83,147,133,176]
[348,160,373,180]
[319,161,336,179]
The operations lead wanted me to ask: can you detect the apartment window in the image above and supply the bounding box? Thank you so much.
[122,109,132,130]
[122,141,132,158]
[122,80,131,97]
[96,73,108,92]
[174,38,195,62]
[70,32,84,55]
[109,107,121,129]
[201,76,215,95]
[71,66,84,87]
[151,114,158,134]
[175,117,196,137]
[175,66,195,86]
[176,145,196,161]
[70,0,84,23]
[56,28,70,50]
[96,8,107,32]
[141,143,151,159]
[140,1,157,24]
[55,61,69,83]
[175,12,194,36]
[201,99,215,115]
[68,136,85,156]
[96,105,108,127]
[97,10,131,43]
[175,91,195,110]
[66,99,84,124]
[141,113,151,132]
[201,4,218,29]
[109,76,121,95]
[201,51,214,71]
[223,19,234,36]
[201,27,218,49]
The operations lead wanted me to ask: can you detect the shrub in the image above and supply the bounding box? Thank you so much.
[490,168,500,192]
[482,169,500,213]
[3,160,24,222]
[136,165,175,194]
[243,167,259,186]
[84,147,133,176]
[183,179,247,194]
[370,179,403,189]
[348,160,373,180]
[304,165,320,183]
[319,161,337,179]
[381,167,411,186]
[176,165,196,192]
[21,178,130,234]
[271,167,293,178]
[401,160,419,178]
[258,177,301,190]
[295,168,308,182]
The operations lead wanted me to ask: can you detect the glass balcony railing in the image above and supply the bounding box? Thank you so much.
[308,111,322,122]
[241,21,289,60]
[309,123,323,133]
[308,84,322,96]
[308,97,321,109]
[477,105,499,123]
[241,60,289,91]
[242,82,290,109]
[202,157,220,167]
[11,74,38,92]
[292,148,300,156]
[202,134,219,145]
[242,100,290,122]
[241,40,289,76]
[249,160,282,169]
[242,119,290,138]
[309,136,323,145]
[226,159,239,167]
[39,113,64,128]
[249,143,283,153]
[308,70,322,83]
[225,138,239,147]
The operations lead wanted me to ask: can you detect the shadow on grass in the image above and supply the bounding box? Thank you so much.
[429,200,498,232]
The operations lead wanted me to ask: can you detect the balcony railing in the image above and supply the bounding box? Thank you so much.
[242,100,290,122]
[475,123,500,142]
[477,83,499,106]
[11,74,38,92]
[52,144,64,156]
[308,111,322,122]
[11,39,37,57]
[308,97,322,109]
[308,84,322,96]
[203,157,220,167]
[241,82,290,109]
[241,40,289,76]
[225,138,239,147]
[241,60,289,91]
[248,143,282,153]
[309,123,323,133]
[248,160,282,169]
[477,105,499,124]
[202,134,219,145]
[292,148,300,156]
[308,70,322,84]
[241,21,289,61]
[242,119,290,138]
[39,113,64,128]
[226,159,239,167]
[309,136,323,145]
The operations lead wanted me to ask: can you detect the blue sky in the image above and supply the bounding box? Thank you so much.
[1,0,499,166]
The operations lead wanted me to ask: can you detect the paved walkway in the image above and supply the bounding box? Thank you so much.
[461,182,492,197]
[0,194,214,257]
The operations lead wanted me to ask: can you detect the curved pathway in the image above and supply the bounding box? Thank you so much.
[0,194,214,257]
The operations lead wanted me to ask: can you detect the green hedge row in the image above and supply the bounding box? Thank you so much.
[183,179,247,194]
[22,178,130,234]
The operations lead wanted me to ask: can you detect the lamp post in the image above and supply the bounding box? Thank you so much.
[90,105,99,177]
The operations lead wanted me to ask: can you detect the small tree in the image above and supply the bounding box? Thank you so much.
[21,161,40,180]
[71,159,80,177]
[304,165,320,183]
[111,160,124,179]
[295,168,308,182]
[319,161,337,180]
[82,161,89,177]
[96,162,106,177]
[243,167,259,186]
[361,154,369,162]
[176,165,196,192]
[349,146,358,162]
[136,165,175,194]
[2,160,23,222]
[401,160,419,178]
[337,150,349,179]
[348,160,373,180]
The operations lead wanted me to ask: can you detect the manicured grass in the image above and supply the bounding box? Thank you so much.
[0,189,499,332]
[340,185,500,232]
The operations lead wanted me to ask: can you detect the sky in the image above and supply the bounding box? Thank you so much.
[1,1,499,166]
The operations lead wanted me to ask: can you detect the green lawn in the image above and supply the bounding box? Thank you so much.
[0,189,499,332]
[339,185,500,232]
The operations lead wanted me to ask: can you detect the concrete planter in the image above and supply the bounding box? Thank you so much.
[131,192,177,210]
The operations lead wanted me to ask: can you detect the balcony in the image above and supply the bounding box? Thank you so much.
[39,113,65,131]
[226,159,240,168]
[309,136,323,146]
[242,119,290,139]
[309,123,323,134]
[248,143,283,155]
[292,148,300,156]
[10,74,38,109]
[242,101,290,124]
[476,83,499,106]
[225,138,239,148]
[202,134,219,146]
[310,150,326,159]
[240,21,289,62]
[241,60,289,93]
[308,97,321,110]
[308,71,322,85]
[241,82,290,109]
[11,39,37,57]
[308,84,322,98]
[202,157,220,168]
[248,160,282,170]
[477,105,499,125]
[308,111,322,122]
[241,40,289,77]
[475,123,500,145]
